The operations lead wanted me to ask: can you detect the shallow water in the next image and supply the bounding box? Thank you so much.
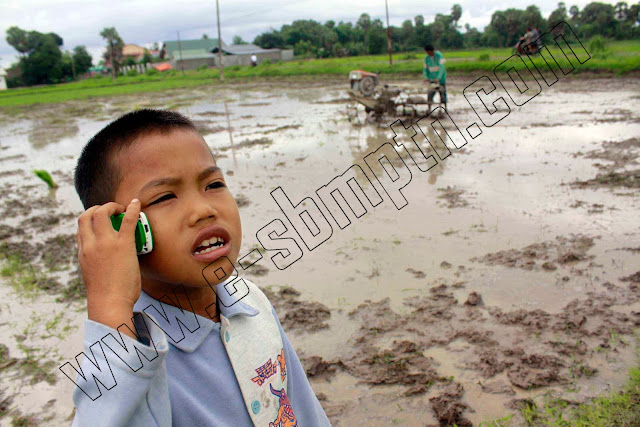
[0,75,639,425]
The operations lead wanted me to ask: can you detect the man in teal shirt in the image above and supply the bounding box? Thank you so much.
[423,44,447,107]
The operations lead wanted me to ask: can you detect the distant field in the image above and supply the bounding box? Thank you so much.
[1,39,638,109]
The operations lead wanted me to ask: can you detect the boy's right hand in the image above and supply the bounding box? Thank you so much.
[76,199,142,338]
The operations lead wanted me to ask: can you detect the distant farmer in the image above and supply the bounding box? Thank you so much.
[423,44,447,107]
[251,54,258,67]
[516,27,542,55]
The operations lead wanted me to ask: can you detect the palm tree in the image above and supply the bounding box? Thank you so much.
[569,5,580,23]
[100,27,123,80]
[614,2,628,20]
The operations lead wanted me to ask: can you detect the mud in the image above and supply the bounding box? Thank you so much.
[620,271,640,283]
[429,383,472,427]
[262,286,331,333]
[436,186,474,209]
[572,169,640,189]
[192,119,227,135]
[471,235,595,271]
[220,137,272,151]
[571,137,640,189]
[234,193,251,208]
[262,124,302,134]
[301,355,345,381]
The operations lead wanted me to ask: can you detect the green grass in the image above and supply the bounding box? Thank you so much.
[0,243,60,297]
[0,39,638,109]
[538,364,640,426]
[482,333,640,426]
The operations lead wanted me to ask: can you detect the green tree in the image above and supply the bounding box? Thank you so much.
[463,23,482,48]
[451,4,463,27]
[357,13,372,52]
[250,3,638,57]
[627,2,640,24]
[141,50,153,64]
[6,26,30,56]
[20,33,63,84]
[581,2,615,37]
[365,20,386,54]
[72,45,93,74]
[47,32,63,47]
[254,30,285,49]
[569,5,581,22]
[100,27,124,78]
[6,27,65,85]
[61,51,75,80]
[548,2,569,33]
[232,35,247,45]
[614,2,628,19]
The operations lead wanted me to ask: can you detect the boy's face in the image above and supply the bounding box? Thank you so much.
[113,129,242,289]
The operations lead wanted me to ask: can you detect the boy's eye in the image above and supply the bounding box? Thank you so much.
[206,181,226,190]
[150,193,175,205]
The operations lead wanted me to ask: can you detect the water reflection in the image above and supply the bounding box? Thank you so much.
[224,101,238,168]
[348,123,449,186]
[28,118,79,149]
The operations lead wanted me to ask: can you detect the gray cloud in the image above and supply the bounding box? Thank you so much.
[0,0,620,68]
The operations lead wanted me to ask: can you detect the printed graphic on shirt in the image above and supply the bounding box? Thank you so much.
[251,348,287,386]
[277,348,286,382]
[251,358,278,386]
[269,383,298,427]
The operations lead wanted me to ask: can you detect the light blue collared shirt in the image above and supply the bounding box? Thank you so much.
[69,279,330,426]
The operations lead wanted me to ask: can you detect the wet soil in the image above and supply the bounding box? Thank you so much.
[436,186,474,209]
[0,75,639,425]
[471,235,595,271]
[570,137,640,189]
[263,286,331,333]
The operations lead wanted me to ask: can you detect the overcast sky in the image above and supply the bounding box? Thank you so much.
[0,0,620,68]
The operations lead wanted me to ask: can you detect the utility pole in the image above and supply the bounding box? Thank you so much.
[216,0,224,80]
[385,0,393,66]
[177,31,185,76]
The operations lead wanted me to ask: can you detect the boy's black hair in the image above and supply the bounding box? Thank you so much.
[74,109,198,209]
[424,44,434,52]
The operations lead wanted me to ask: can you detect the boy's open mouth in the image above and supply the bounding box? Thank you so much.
[191,225,232,262]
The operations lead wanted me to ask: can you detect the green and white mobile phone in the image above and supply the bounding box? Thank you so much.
[110,212,154,255]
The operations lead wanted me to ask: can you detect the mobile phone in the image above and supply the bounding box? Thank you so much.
[110,212,154,255]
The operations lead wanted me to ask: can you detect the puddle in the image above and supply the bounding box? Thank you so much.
[1,75,639,424]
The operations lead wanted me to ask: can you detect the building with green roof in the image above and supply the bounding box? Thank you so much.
[161,37,293,70]
[161,38,227,70]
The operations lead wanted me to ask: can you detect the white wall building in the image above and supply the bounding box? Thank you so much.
[0,68,7,90]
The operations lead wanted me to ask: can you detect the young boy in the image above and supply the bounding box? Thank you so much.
[70,109,330,426]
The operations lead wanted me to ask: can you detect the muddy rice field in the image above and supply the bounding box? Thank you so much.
[0,74,639,426]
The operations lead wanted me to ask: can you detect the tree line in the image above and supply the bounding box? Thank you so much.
[253,2,640,57]
[5,27,93,86]
[4,26,155,87]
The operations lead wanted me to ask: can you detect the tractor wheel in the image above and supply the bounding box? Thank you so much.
[360,76,376,96]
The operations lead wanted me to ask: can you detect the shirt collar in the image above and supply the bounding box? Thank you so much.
[133,277,259,352]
